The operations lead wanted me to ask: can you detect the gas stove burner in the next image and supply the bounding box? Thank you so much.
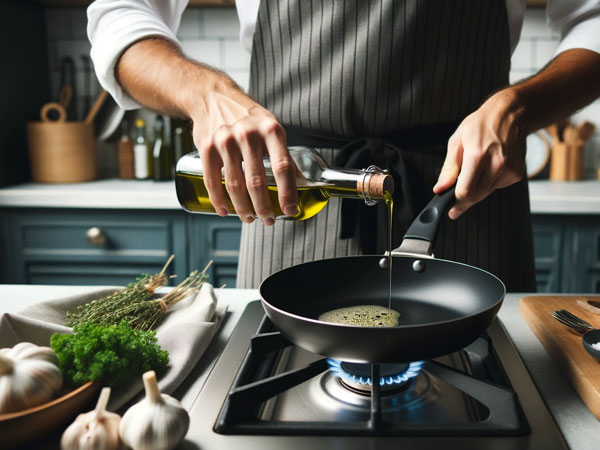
[327,359,424,394]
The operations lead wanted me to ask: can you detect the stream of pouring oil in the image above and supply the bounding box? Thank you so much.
[385,191,393,311]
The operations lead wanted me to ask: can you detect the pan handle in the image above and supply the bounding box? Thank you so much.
[392,186,455,257]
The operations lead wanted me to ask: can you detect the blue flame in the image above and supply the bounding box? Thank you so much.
[327,360,424,386]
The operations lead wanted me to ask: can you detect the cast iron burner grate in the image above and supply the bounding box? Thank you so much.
[214,316,529,436]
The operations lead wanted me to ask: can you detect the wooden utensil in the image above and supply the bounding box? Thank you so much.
[85,90,108,125]
[564,125,584,180]
[520,295,600,419]
[546,123,562,143]
[576,121,596,144]
[549,142,570,180]
[59,85,72,113]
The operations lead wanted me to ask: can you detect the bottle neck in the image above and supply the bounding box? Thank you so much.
[320,167,394,203]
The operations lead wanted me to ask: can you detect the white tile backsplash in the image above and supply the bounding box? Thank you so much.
[203,9,240,39]
[181,39,222,68]
[177,9,203,39]
[223,40,251,70]
[511,39,533,71]
[52,40,92,71]
[227,69,250,92]
[533,38,560,69]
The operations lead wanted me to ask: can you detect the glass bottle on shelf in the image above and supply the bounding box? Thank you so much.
[117,120,134,179]
[152,116,172,181]
[175,147,394,221]
[133,118,152,180]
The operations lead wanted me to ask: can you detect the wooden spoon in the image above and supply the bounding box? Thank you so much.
[576,121,596,144]
[85,90,108,125]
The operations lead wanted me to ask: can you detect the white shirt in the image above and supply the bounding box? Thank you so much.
[87,0,600,110]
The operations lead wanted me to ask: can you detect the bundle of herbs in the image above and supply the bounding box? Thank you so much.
[66,256,212,331]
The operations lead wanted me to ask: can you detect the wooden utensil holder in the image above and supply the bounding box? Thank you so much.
[27,121,97,183]
[549,142,585,181]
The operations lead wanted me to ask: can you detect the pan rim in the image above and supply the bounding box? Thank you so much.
[259,254,507,330]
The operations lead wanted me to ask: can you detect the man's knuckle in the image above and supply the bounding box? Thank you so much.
[261,118,284,136]
[246,175,266,192]
[271,158,294,175]
[215,129,235,149]
[225,179,244,193]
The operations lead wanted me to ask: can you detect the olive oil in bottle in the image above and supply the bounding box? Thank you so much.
[133,118,152,180]
[175,147,394,221]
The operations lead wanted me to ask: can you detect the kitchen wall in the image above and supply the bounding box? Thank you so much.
[45,6,599,177]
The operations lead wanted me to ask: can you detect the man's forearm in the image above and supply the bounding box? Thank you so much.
[115,36,298,223]
[115,37,243,119]
[507,48,600,134]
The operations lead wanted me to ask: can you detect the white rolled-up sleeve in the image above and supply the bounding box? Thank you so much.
[548,0,600,57]
[87,0,188,109]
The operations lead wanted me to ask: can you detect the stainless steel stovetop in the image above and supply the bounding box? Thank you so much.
[184,300,568,450]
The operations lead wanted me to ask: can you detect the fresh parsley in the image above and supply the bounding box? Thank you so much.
[50,321,169,387]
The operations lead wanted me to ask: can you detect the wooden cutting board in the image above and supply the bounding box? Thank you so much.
[520,295,600,419]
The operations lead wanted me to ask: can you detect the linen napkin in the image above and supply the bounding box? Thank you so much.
[0,283,226,411]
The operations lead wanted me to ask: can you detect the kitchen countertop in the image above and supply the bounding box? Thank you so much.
[1,285,599,449]
[0,179,600,214]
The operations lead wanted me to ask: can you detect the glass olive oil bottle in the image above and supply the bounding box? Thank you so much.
[133,118,152,180]
[152,116,172,181]
[175,147,394,221]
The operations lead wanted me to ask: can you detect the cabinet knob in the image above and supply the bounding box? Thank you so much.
[86,227,107,246]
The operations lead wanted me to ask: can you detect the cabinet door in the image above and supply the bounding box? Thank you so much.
[572,220,600,293]
[189,215,241,288]
[531,216,563,292]
[1,209,188,285]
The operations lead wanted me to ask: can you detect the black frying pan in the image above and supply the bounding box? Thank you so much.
[259,188,506,363]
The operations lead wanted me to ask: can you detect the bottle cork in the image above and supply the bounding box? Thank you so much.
[357,173,394,199]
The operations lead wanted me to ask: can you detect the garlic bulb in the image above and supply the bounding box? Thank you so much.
[0,343,63,414]
[0,342,59,364]
[61,387,121,450]
[119,371,189,450]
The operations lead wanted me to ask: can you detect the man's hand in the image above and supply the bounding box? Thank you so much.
[433,90,526,219]
[190,90,298,225]
[116,38,299,225]
[434,48,600,219]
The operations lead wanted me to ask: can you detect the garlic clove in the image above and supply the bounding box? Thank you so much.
[119,370,190,450]
[61,387,121,450]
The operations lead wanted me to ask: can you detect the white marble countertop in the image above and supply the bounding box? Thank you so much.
[0,179,180,209]
[1,285,599,450]
[0,179,599,214]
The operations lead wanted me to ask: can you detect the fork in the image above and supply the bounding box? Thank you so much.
[552,309,596,333]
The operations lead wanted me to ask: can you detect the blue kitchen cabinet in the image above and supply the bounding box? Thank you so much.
[571,222,600,293]
[0,208,243,288]
[0,208,188,285]
[531,216,564,293]
[531,215,600,293]
[189,215,242,288]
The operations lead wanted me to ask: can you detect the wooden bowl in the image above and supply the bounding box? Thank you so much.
[0,381,102,449]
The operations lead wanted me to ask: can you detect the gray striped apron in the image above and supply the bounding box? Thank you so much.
[237,0,536,292]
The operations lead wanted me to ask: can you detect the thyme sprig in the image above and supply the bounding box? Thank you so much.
[65,257,212,330]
